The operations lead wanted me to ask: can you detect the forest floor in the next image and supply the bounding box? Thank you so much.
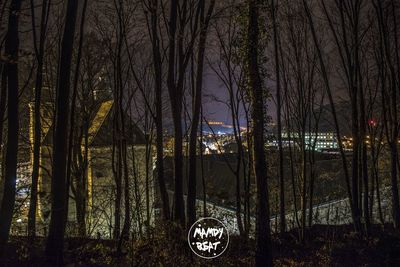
[2,224,400,266]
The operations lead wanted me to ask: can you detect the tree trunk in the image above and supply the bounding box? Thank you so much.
[28,0,50,240]
[145,131,151,236]
[390,0,400,230]
[390,143,400,227]
[74,126,88,237]
[200,108,207,217]
[271,0,285,234]
[187,0,215,228]
[0,0,22,256]
[247,1,273,266]
[45,0,79,264]
[0,68,6,160]
[113,137,122,239]
[358,81,370,233]
[121,139,131,241]
[167,0,185,226]
[65,0,88,229]
[149,0,170,221]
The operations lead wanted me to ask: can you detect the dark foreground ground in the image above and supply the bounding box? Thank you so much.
[2,224,400,266]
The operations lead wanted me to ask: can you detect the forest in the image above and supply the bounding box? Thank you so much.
[0,0,400,266]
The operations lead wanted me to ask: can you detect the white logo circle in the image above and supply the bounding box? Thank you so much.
[187,217,229,259]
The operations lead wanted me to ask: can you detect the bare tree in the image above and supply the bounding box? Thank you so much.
[319,0,367,233]
[303,0,357,233]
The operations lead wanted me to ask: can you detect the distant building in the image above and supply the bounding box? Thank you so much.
[304,132,338,151]
[272,131,339,151]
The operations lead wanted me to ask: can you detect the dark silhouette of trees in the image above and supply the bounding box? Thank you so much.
[2,0,400,265]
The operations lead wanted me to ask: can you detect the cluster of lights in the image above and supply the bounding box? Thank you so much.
[208,121,224,125]
[342,134,393,147]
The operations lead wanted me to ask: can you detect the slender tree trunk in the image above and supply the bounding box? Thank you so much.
[121,140,131,242]
[155,112,169,220]
[0,69,6,159]
[145,131,151,236]
[65,0,88,229]
[131,145,143,237]
[247,1,273,266]
[113,138,122,239]
[45,0,79,264]
[374,161,384,225]
[119,138,130,248]
[233,89,245,236]
[301,138,307,241]
[308,164,315,227]
[114,0,131,246]
[271,0,285,234]
[28,0,50,240]
[148,0,170,221]
[74,127,88,237]
[351,94,362,232]
[287,133,300,228]
[187,0,215,227]
[308,100,323,227]
[0,0,22,257]
[390,0,400,230]
[172,116,184,225]
[390,142,400,227]
[166,0,185,226]
[200,107,206,217]
[75,169,87,236]
[359,82,370,233]
[113,0,124,241]
[0,63,7,204]
[111,124,120,239]
[369,143,377,221]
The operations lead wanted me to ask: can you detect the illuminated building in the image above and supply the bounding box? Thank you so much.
[28,97,152,237]
[279,131,339,151]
